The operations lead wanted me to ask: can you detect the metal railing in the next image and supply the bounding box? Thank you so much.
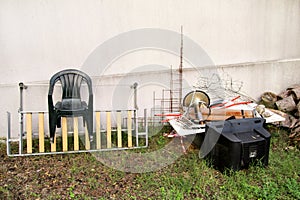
[7,110,148,156]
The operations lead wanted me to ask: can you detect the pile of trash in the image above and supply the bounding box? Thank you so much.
[260,84,300,147]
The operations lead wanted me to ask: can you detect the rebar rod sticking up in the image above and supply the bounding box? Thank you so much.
[179,26,183,108]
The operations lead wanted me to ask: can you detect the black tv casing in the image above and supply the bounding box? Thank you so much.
[204,118,271,171]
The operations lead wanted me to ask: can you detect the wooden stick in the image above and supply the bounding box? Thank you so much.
[106,112,111,148]
[127,111,132,147]
[62,117,68,152]
[189,108,254,121]
[51,134,56,152]
[96,111,101,149]
[117,111,122,148]
[73,117,79,151]
[85,126,90,150]
[38,113,44,153]
[26,113,32,154]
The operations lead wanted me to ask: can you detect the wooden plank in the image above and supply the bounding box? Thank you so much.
[106,111,112,148]
[85,126,90,150]
[96,111,101,149]
[38,112,44,153]
[26,113,32,154]
[117,111,122,148]
[127,111,132,147]
[188,108,254,121]
[50,134,56,152]
[204,115,252,121]
[62,117,68,152]
[201,107,253,117]
[73,117,79,151]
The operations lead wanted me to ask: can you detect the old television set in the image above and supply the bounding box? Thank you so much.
[204,118,271,171]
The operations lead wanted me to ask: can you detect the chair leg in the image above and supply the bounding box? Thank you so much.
[86,112,93,142]
[49,112,57,143]
[57,117,61,128]
[82,116,86,127]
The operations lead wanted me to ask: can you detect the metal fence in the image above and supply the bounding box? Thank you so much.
[7,110,148,156]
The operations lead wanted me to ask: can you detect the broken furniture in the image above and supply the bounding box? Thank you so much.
[48,69,93,143]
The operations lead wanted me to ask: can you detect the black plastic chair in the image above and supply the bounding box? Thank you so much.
[48,69,93,143]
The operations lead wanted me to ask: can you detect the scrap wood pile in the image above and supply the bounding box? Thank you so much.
[260,84,300,147]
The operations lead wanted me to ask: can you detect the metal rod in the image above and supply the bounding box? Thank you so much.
[20,111,48,114]
[161,89,164,122]
[144,108,147,129]
[152,91,155,129]
[7,146,147,157]
[135,110,138,147]
[131,82,138,110]
[19,82,27,155]
[170,66,173,112]
[7,112,11,156]
[20,109,136,114]
[179,26,183,107]
[145,109,148,147]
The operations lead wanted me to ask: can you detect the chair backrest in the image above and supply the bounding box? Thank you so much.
[48,69,93,99]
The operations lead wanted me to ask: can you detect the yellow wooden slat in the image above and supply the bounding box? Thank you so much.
[117,111,122,148]
[127,111,132,147]
[62,117,68,152]
[38,112,45,153]
[96,111,101,149]
[26,113,32,154]
[51,134,56,152]
[85,125,90,150]
[106,112,111,148]
[50,132,56,152]
[73,117,79,151]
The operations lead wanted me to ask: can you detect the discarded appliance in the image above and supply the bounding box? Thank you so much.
[203,118,271,171]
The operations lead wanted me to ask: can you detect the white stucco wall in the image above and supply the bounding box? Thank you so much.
[0,0,300,137]
[1,0,300,83]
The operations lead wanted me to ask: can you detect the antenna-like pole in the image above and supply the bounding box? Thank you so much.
[179,26,183,107]
[170,65,173,112]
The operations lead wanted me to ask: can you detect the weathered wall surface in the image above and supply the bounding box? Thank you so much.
[2,59,299,138]
[0,0,300,137]
[1,0,299,83]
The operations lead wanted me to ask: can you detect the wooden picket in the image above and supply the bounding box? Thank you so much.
[106,111,112,148]
[73,117,79,151]
[26,113,32,154]
[117,111,122,148]
[38,113,44,153]
[51,134,56,152]
[62,117,68,152]
[127,110,133,147]
[85,126,90,150]
[96,111,101,149]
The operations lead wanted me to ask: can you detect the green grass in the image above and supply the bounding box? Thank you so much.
[0,125,299,199]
